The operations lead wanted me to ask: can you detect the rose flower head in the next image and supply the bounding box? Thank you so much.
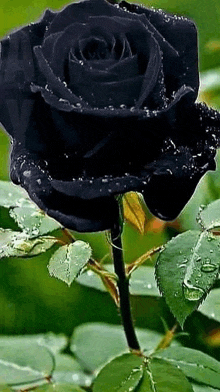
[0,0,220,232]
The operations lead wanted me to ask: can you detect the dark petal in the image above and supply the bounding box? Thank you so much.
[10,144,119,232]
[170,102,220,150]
[51,175,150,199]
[71,75,143,107]
[119,35,133,59]
[10,9,56,49]
[135,37,162,108]
[43,196,119,232]
[0,30,35,87]
[30,85,76,112]
[41,32,63,63]
[78,36,111,61]
[0,10,57,136]
[142,148,216,221]
[33,46,88,107]
[108,54,139,78]
[0,8,56,86]
[43,15,159,108]
[68,57,117,84]
[0,89,35,139]
[86,15,155,62]
[44,81,193,117]
[44,22,90,79]
[120,1,199,98]
[193,103,220,143]
[24,9,56,46]
[45,0,147,38]
[49,14,150,81]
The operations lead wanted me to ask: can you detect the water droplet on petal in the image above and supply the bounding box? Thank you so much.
[23,170,31,178]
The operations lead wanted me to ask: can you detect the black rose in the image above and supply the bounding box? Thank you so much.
[0,0,220,232]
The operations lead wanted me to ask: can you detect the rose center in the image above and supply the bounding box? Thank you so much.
[82,38,110,60]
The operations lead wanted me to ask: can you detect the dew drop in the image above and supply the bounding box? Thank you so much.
[183,282,205,301]
[72,374,79,382]
[207,236,216,242]
[23,170,31,178]
[59,98,69,104]
[201,263,217,273]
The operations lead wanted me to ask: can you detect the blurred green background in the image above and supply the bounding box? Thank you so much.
[1,0,220,353]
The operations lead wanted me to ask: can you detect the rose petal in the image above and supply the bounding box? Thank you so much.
[41,32,63,64]
[68,57,118,84]
[33,46,88,107]
[44,0,147,37]
[10,145,119,232]
[71,75,144,107]
[120,1,199,98]
[51,175,150,199]
[135,38,162,108]
[47,22,91,79]
[142,147,216,220]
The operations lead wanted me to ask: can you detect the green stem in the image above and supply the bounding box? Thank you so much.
[111,223,141,352]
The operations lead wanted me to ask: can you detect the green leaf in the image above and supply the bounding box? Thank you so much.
[70,322,178,373]
[93,353,144,392]
[138,358,193,392]
[199,288,220,322]
[34,385,85,392]
[77,266,160,297]
[0,340,54,386]
[71,323,128,373]
[9,204,60,237]
[0,181,28,208]
[0,229,58,259]
[0,333,67,356]
[129,266,160,296]
[0,180,60,236]
[53,354,93,387]
[76,268,106,291]
[156,230,220,326]
[153,346,220,389]
[0,386,12,392]
[200,68,220,93]
[199,200,220,230]
[192,383,220,392]
[48,241,92,286]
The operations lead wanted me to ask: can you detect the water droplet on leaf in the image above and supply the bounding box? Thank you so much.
[183,282,205,301]
[201,263,217,273]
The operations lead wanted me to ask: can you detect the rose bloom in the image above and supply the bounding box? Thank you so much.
[0,0,220,232]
